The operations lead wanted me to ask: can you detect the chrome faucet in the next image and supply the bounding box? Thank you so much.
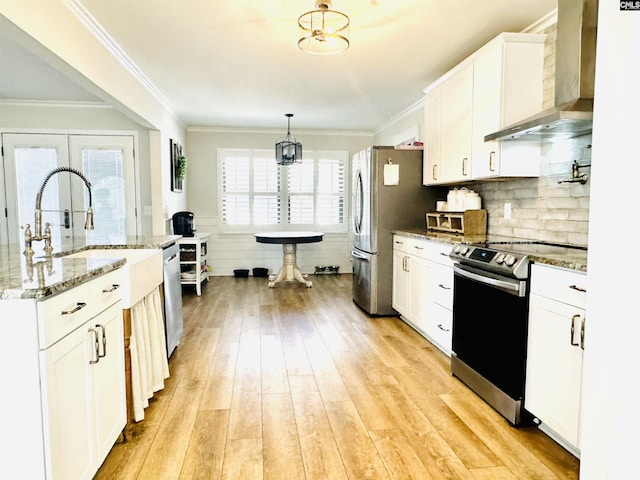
[23,167,94,256]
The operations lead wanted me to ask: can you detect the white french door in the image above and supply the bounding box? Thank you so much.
[1,133,137,250]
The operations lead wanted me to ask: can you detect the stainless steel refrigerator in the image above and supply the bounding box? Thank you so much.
[351,146,440,315]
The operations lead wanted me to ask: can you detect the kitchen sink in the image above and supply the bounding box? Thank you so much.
[63,249,163,308]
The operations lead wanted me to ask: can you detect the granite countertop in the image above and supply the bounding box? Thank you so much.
[393,229,588,273]
[0,235,182,300]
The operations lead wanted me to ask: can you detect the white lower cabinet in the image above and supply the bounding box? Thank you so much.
[41,302,125,479]
[525,264,587,457]
[0,269,125,479]
[392,235,453,355]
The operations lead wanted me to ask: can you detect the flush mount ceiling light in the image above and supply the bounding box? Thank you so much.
[298,1,350,55]
[275,114,302,165]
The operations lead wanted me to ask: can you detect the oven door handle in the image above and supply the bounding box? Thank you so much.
[453,264,526,297]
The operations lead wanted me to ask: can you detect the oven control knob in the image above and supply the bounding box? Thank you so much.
[504,254,517,266]
[459,246,469,255]
[453,245,460,254]
[495,253,505,264]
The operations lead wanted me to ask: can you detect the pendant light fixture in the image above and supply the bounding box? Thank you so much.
[298,1,350,55]
[275,114,302,165]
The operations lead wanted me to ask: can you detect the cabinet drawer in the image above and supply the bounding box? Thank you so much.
[393,235,453,263]
[432,263,453,308]
[37,279,96,349]
[428,303,453,355]
[530,264,587,309]
[92,270,123,315]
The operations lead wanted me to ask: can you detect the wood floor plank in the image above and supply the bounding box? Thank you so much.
[389,364,501,470]
[369,429,434,480]
[261,393,306,480]
[200,341,239,411]
[221,438,263,480]
[470,466,519,480]
[136,378,205,479]
[332,350,396,431]
[178,409,229,480]
[260,334,289,395]
[441,392,569,480]
[96,275,580,480]
[288,375,349,480]
[324,400,391,480]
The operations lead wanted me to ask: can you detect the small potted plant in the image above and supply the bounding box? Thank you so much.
[176,155,187,180]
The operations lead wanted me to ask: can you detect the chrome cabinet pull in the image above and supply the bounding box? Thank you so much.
[62,302,87,315]
[102,284,120,293]
[569,284,587,293]
[437,324,450,332]
[462,157,468,176]
[438,284,451,290]
[414,246,423,250]
[96,324,107,358]
[570,314,581,346]
[88,328,100,364]
[580,317,586,350]
[432,165,437,180]
[489,151,496,172]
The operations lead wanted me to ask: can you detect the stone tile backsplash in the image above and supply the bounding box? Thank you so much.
[473,134,592,247]
[472,21,591,248]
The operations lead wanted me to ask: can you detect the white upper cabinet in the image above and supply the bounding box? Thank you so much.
[442,64,474,183]
[471,35,545,179]
[423,33,545,185]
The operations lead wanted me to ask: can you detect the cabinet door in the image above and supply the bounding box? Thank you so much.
[392,249,410,317]
[40,324,95,480]
[472,46,502,179]
[423,87,443,185]
[408,256,432,332]
[92,303,126,466]
[441,64,473,182]
[526,294,584,449]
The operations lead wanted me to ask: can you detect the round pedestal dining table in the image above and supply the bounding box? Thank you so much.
[254,231,324,287]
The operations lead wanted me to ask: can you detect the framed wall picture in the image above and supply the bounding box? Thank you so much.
[170,139,183,192]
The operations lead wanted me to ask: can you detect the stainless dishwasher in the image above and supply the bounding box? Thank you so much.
[163,242,183,358]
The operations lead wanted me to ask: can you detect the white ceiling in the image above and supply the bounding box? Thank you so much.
[1,0,557,132]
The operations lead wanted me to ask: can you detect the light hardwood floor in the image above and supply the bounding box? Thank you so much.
[96,274,579,480]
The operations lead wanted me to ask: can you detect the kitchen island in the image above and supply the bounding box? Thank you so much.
[0,235,180,480]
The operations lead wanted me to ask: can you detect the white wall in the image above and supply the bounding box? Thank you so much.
[579,3,640,479]
[184,128,373,275]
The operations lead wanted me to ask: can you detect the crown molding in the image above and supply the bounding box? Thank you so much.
[62,0,175,115]
[187,125,373,136]
[375,96,425,136]
[0,99,112,109]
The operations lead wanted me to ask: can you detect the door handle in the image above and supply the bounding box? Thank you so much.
[102,284,120,293]
[570,314,581,347]
[64,209,70,229]
[88,328,100,364]
[61,302,87,315]
[96,324,107,358]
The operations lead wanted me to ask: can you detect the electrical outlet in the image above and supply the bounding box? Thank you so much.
[143,206,153,216]
[504,202,512,220]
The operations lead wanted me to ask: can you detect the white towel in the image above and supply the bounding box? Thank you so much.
[130,289,170,422]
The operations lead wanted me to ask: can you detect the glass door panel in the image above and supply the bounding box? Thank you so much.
[2,134,71,250]
[68,135,137,243]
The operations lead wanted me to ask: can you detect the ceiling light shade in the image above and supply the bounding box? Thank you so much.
[298,1,350,55]
[275,114,302,165]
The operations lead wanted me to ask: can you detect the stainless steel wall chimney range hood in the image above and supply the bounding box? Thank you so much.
[485,0,598,142]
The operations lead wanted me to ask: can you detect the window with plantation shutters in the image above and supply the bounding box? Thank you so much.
[218,148,347,233]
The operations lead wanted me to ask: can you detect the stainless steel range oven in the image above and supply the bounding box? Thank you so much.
[449,242,532,426]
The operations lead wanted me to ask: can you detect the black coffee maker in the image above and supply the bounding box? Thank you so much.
[172,211,195,237]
